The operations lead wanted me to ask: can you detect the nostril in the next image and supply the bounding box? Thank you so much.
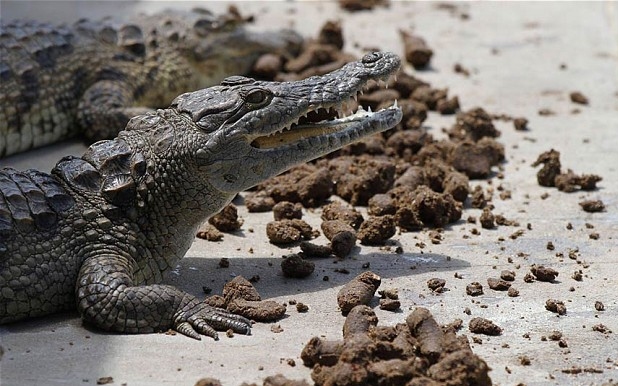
[362,52,381,64]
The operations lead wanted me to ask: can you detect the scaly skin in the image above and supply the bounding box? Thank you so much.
[0,52,402,339]
[0,8,302,157]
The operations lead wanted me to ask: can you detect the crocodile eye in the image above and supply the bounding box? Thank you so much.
[245,89,269,105]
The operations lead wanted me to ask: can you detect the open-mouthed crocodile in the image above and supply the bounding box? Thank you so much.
[0,52,402,339]
[0,8,303,157]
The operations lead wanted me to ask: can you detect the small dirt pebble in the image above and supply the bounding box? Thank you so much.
[519,356,531,366]
[594,301,605,311]
[545,299,567,315]
[569,91,589,105]
[513,117,529,131]
[507,287,520,297]
[500,270,516,281]
[427,278,447,292]
[487,277,511,291]
[338,0,389,12]
[379,298,401,311]
[531,265,559,282]
[579,199,605,213]
[479,207,495,229]
[469,317,503,336]
[466,282,484,296]
[592,324,612,334]
[378,288,399,300]
[195,378,222,386]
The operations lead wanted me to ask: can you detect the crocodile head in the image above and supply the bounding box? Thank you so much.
[168,51,403,194]
[165,8,303,87]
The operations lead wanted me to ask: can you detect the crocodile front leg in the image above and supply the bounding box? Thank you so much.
[76,254,251,340]
[77,80,151,141]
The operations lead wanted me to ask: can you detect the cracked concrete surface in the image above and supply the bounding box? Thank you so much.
[1,1,617,385]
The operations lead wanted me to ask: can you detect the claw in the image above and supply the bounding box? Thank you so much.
[194,319,219,340]
[176,321,203,340]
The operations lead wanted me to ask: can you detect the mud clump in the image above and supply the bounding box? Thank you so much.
[321,201,364,229]
[321,220,358,258]
[196,224,224,242]
[273,201,304,220]
[299,241,333,258]
[400,30,433,70]
[337,271,381,314]
[302,306,491,386]
[357,215,396,245]
[208,204,243,232]
[378,288,401,311]
[227,299,287,323]
[266,219,317,244]
[532,149,602,192]
[449,140,503,179]
[281,254,315,278]
[449,107,500,141]
[328,156,396,206]
[204,276,286,323]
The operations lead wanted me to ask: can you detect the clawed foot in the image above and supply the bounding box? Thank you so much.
[174,301,252,340]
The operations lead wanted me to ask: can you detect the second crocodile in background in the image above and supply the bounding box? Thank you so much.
[0,8,302,157]
[0,52,402,339]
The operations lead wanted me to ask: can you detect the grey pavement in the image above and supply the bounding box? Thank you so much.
[0,1,617,385]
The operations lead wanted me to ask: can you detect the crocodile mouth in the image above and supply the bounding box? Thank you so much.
[250,82,399,150]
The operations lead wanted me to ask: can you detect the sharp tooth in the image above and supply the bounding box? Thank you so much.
[336,105,344,118]
[367,105,372,113]
[360,89,364,95]
[393,99,398,108]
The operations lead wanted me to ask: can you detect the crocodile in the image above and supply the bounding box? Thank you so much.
[0,8,303,158]
[0,52,402,339]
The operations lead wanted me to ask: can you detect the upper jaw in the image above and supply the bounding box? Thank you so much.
[245,51,402,150]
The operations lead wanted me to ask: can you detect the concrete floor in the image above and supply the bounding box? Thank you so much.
[1,1,617,385]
